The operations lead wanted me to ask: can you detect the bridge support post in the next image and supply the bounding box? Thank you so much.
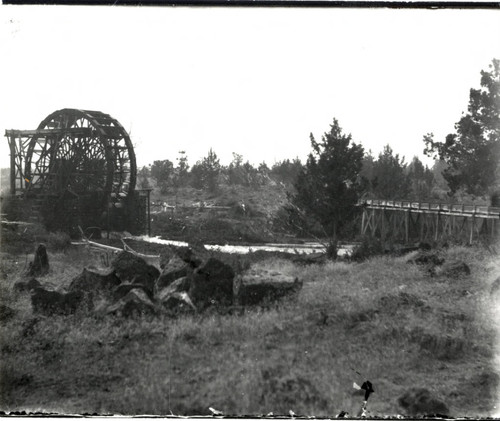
[381,208,386,243]
[405,210,409,243]
[470,207,476,245]
[434,204,441,242]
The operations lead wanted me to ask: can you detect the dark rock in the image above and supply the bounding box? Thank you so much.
[68,268,121,297]
[156,255,193,292]
[408,251,446,277]
[234,268,303,306]
[27,244,49,277]
[106,289,157,318]
[161,292,197,314]
[111,251,160,296]
[113,283,154,302]
[397,388,449,416]
[175,246,203,268]
[411,251,445,266]
[14,278,42,293]
[189,257,235,310]
[158,276,195,313]
[0,304,15,322]
[158,276,191,296]
[436,261,471,277]
[31,288,91,316]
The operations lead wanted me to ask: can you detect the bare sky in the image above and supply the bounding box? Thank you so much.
[0,6,499,174]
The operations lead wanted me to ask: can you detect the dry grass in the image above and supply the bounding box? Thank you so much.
[0,244,498,417]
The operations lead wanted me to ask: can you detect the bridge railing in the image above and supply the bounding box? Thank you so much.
[359,199,500,218]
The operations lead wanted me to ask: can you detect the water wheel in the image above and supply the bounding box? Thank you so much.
[24,108,136,205]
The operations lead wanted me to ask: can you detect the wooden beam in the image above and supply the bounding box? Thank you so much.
[5,128,93,137]
[8,134,16,194]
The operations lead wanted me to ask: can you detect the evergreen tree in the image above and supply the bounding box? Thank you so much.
[423,59,500,197]
[291,118,364,255]
[371,145,410,200]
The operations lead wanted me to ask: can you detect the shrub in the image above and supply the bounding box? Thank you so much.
[350,236,384,261]
[0,195,30,221]
[47,231,72,252]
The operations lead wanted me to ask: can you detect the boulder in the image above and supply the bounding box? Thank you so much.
[106,289,157,318]
[234,269,303,306]
[157,276,191,298]
[156,255,193,292]
[175,246,203,268]
[410,251,445,266]
[111,251,160,295]
[27,243,49,277]
[436,261,471,278]
[14,278,42,293]
[68,268,121,297]
[162,292,197,313]
[397,388,449,416]
[189,257,235,310]
[31,287,91,316]
[113,283,154,302]
[158,276,194,313]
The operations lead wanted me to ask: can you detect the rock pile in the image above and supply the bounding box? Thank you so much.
[21,248,302,318]
[407,249,471,278]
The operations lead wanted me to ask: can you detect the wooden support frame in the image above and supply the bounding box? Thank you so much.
[360,200,500,244]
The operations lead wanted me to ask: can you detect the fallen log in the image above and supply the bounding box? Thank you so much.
[71,238,159,260]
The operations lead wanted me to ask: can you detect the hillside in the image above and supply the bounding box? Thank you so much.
[148,182,299,245]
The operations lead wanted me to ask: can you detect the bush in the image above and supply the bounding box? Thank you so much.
[0,195,30,221]
[350,236,384,261]
[47,231,72,252]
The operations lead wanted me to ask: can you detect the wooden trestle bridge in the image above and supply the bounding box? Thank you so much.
[359,199,500,244]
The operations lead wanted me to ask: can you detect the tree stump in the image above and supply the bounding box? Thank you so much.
[27,244,49,277]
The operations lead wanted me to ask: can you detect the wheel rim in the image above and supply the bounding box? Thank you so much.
[24,108,136,204]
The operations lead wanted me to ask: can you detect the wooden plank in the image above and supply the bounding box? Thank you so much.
[72,239,160,259]
[5,128,92,137]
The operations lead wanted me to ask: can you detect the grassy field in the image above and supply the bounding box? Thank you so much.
[1,241,499,417]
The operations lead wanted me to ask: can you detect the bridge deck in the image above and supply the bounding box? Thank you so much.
[360,199,500,219]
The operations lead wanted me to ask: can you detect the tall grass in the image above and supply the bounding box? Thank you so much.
[0,245,498,416]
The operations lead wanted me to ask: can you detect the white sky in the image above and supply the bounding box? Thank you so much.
[0,6,499,173]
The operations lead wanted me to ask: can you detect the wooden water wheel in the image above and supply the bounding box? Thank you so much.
[24,108,136,205]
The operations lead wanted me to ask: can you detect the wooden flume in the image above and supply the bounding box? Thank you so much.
[359,199,500,244]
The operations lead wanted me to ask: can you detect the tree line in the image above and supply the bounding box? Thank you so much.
[139,59,499,249]
[139,140,446,202]
[138,150,303,193]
